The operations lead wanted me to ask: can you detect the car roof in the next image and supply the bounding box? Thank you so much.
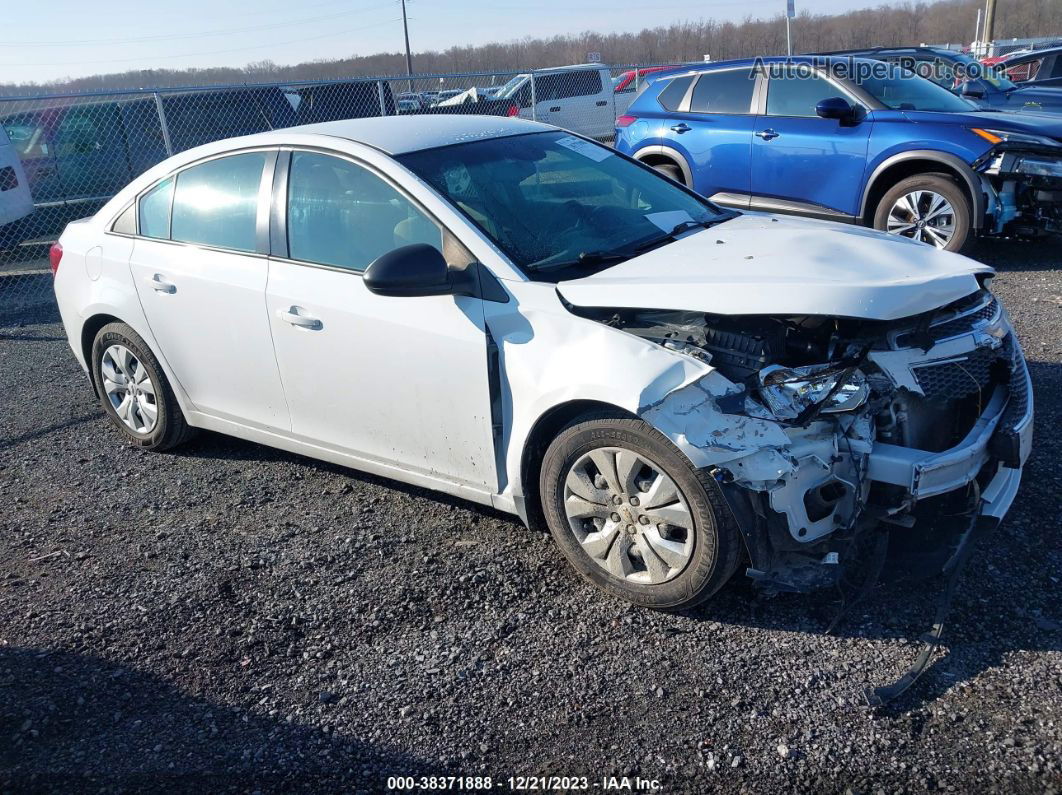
[1006,45,1062,63]
[259,115,553,155]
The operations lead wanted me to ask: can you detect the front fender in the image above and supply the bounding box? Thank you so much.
[860,148,987,227]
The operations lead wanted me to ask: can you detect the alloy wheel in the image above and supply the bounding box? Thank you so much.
[562,447,694,585]
[101,344,159,434]
[886,190,956,249]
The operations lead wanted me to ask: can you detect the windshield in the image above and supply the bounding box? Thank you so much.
[397,131,730,277]
[950,53,1018,92]
[494,74,529,99]
[858,68,980,111]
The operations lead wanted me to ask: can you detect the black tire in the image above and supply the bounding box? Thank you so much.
[872,173,972,253]
[539,412,741,610]
[651,162,684,185]
[91,322,195,451]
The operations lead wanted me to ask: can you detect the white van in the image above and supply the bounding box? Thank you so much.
[0,125,35,248]
[492,64,618,141]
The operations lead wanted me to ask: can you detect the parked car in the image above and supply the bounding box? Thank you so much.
[616,56,1062,251]
[0,124,34,249]
[994,46,1062,87]
[492,64,620,140]
[818,47,1062,113]
[53,117,1030,656]
[613,66,675,95]
[0,86,296,245]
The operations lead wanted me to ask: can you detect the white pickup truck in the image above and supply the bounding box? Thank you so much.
[0,125,35,249]
[490,64,624,142]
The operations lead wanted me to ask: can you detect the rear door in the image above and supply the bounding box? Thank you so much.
[129,149,289,430]
[535,70,611,139]
[750,69,872,218]
[660,67,758,202]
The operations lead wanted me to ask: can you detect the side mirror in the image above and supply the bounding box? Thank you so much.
[960,82,986,99]
[816,96,855,121]
[363,244,454,297]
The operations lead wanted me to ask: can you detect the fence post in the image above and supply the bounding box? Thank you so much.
[377,81,388,116]
[153,92,174,156]
[530,71,537,121]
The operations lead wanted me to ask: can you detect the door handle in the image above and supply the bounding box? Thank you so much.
[276,306,322,330]
[670,123,692,133]
[147,274,176,294]
[595,100,608,107]
[549,106,561,112]
[755,128,780,141]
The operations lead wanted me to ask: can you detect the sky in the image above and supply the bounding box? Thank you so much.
[2,0,888,84]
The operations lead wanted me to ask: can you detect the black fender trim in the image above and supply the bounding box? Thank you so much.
[630,145,694,186]
[860,150,986,230]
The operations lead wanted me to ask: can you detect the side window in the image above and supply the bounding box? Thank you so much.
[3,119,50,160]
[559,70,603,98]
[657,76,694,112]
[286,151,442,272]
[766,73,845,117]
[138,176,174,239]
[689,69,756,114]
[170,152,266,252]
[534,74,564,103]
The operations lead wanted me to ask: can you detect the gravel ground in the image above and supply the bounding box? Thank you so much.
[1,239,1060,793]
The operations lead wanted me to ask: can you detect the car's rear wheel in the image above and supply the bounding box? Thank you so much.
[539,413,741,610]
[873,173,971,252]
[91,322,194,451]
[650,162,684,185]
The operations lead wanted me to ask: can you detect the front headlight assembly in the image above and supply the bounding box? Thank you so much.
[757,364,870,421]
[971,127,1062,148]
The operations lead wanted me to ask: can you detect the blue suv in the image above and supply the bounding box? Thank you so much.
[615,56,1062,251]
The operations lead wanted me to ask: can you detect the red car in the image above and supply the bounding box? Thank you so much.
[613,66,676,94]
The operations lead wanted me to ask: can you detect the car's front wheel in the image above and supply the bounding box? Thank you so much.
[91,322,194,451]
[539,413,741,610]
[873,173,972,252]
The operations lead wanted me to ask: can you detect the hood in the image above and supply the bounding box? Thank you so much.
[555,214,991,321]
[900,108,1062,137]
[1008,84,1062,109]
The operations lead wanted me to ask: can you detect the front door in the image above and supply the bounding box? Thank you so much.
[129,150,289,430]
[750,71,873,217]
[265,150,498,490]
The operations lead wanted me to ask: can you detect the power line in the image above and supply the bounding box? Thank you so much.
[0,0,395,47]
[11,17,403,68]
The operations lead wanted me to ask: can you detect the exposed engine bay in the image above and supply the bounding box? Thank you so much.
[571,284,1032,703]
[572,285,1032,596]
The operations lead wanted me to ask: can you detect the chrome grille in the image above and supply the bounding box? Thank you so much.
[895,292,999,348]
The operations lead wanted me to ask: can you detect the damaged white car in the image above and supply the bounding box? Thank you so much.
[54,117,1032,628]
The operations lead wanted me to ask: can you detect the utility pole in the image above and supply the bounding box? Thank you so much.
[401,0,414,92]
[982,0,997,55]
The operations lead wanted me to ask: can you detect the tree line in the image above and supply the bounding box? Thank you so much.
[3,0,1060,95]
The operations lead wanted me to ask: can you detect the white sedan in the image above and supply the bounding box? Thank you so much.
[52,116,1032,612]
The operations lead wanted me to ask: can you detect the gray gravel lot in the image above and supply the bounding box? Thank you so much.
[1,239,1060,793]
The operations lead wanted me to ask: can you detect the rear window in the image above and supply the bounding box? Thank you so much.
[656,76,694,112]
[689,69,756,114]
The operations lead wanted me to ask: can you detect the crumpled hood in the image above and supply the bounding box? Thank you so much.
[556,214,992,321]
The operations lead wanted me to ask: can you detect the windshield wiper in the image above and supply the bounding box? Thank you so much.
[630,217,723,254]
[529,249,632,273]
[529,216,731,273]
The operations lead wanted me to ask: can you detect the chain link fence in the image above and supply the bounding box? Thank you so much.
[0,63,681,320]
